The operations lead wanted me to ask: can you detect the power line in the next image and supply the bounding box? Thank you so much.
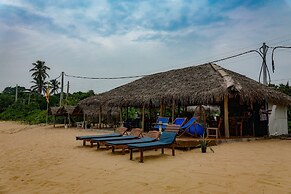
[62,43,290,84]
[63,48,263,80]
[65,73,146,80]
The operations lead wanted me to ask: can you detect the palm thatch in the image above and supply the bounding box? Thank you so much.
[49,106,83,116]
[79,63,291,109]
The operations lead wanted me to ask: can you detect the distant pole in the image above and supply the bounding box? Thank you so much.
[66,81,69,102]
[15,84,18,103]
[59,72,64,106]
[261,43,268,85]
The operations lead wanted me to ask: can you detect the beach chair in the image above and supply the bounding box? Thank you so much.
[152,117,170,131]
[90,128,143,149]
[206,117,223,139]
[128,131,177,163]
[76,126,128,146]
[172,117,187,126]
[106,131,160,154]
[164,117,187,133]
[165,117,199,137]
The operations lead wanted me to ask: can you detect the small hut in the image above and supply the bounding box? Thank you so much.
[49,105,83,127]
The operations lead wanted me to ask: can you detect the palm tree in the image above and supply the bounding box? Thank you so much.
[50,79,60,95]
[30,60,50,95]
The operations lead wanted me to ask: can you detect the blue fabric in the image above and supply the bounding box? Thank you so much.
[173,118,186,126]
[106,137,156,145]
[91,135,138,142]
[128,132,177,148]
[189,123,205,136]
[153,117,169,130]
[180,117,197,130]
[76,133,121,140]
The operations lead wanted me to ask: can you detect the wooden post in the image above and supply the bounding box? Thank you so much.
[141,104,145,132]
[171,98,175,122]
[83,113,86,129]
[68,114,71,128]
[159,99,163,116]
[98,106,102,129]
[224,94,230,138]
[53,116,56,127]
[120,107,123,127]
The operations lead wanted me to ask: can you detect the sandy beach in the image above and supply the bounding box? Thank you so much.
[0,121,291,194]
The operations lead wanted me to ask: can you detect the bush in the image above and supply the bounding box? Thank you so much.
[0,102,52,124]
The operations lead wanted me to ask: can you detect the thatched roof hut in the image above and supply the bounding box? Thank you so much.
[79,63,291,137]
[81,63,291,108]
[49,106,83,116]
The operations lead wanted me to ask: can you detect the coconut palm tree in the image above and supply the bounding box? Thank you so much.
[30,60,50,95]
[50,79,60,95]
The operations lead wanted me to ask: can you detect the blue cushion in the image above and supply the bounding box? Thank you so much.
[76,133,121,140]
[91,135,138,142]
[173,118,186,126]
[106,137,156,145]
[128,132,177,149]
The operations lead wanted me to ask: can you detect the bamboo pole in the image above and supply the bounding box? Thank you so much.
[120,107,123,127]
[141,104,145,132]
[171,98,175,122]
[98,106,102,129]
[224,94,230,138]
[159,99,163,116]
[83,113,86,129]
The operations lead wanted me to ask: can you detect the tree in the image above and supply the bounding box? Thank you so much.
[3,86,27,94]
[49,79,60,95]
[30,60,50,95]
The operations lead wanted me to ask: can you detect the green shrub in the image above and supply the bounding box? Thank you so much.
[0,102,52,124]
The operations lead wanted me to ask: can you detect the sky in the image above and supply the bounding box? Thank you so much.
[1,0,291,94]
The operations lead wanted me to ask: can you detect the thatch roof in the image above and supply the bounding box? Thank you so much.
[49,106,83,116]
[79,63,291,108]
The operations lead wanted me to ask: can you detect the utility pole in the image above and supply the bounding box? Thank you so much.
[261,42,268,85]
[15,84,18,102]
[66,81,69,103]
[59,72,64,107]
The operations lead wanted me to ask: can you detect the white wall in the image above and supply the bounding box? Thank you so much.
[268,102,288,135]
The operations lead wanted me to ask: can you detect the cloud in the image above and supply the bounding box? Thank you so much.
[0,0,291,92]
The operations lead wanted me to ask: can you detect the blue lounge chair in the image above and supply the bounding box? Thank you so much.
[91,128,143,149]
[172,117,187,126]
[76,127,128,146]
[188,122,205,137]
[106,131,160,154]
[165,117,199,137]
[128,131,177,163]
[153,117,170,131]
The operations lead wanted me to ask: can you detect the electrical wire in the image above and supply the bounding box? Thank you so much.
[65,73,146,80]
[62,43,290,84]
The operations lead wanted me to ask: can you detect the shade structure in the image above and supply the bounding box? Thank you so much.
[79,63,291,109]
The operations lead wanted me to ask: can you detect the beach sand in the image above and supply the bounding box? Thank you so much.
[0,121,291,194]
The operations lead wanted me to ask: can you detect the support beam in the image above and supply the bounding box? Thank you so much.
[171,98,175,122]
[98,106,102,129]
[141,104,145,131]
[224,94,230,138]
[68,114,71,127]
[159,99,163,116]
[119,107,123,127]
[83,113,86,129]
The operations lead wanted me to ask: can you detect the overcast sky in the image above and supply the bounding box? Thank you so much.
[1,0,291,94]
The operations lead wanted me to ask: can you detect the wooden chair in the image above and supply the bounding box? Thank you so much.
[206,117,223,139]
